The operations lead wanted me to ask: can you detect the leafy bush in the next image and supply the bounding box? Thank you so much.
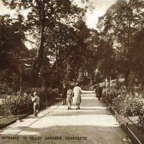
[1,86,62,116]
[113,94,144,116]
[102,86,127,104]
[0,83,13,94]
[126,97,143,116]
[2,94,32,115]
[112,94,128,115]
[103,84,144,117]
[31,87,61,100]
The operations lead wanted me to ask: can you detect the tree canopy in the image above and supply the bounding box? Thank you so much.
[1,0,144,93]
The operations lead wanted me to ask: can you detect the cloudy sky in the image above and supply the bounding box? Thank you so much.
[79,0,116,28]
[0,0,116,29]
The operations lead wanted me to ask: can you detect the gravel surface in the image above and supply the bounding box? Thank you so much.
[0,92,131,144]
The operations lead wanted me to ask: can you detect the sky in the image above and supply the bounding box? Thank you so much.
[76,0,116,29]
[0,0,116,29]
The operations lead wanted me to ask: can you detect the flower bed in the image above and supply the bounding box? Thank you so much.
[1,94,32,115]
[0,87,62,116]
[113,94,144,116]
[102,85,144,126]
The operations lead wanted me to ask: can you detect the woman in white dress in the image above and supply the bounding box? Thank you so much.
[73,83,82,110]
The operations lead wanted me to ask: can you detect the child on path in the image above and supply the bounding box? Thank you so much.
[66,86,73,110]
[30,91,40,116]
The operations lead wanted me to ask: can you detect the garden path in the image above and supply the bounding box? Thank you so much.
[0,91,131,144]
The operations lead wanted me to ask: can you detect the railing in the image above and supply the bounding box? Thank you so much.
[103,96,144,144]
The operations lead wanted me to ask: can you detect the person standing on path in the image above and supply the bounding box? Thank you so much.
[66,86,73,110]
[96,83,102,100]
[30,91,40,116]
[62,83,68,105]
[73,83,82,110]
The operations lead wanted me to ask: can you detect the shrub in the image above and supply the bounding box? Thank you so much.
[103,84,144,117]
[102,86,127,104]
[29,87,61,102]
[112,89,144,116]
[1,86,61,115]
[126,97,144,116]
[2,94,32,115]
[0,83,13,94]
[112,94,127,115]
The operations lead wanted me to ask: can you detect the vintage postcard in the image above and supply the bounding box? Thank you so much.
[0,0,143,144]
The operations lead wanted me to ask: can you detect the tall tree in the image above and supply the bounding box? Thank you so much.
[3,0,84,86]
[98,0,144,86]
[0,14,33,92]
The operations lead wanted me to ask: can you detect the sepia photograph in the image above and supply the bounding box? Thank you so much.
[0,0,144,143]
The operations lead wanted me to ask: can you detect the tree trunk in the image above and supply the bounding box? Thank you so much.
[56,47,60,88]
[30,0,45,87]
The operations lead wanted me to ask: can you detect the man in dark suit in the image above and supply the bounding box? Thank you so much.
[62,83,67,105]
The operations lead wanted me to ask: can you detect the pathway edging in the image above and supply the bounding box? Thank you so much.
[103,98,142,144]
[0,100,60,130]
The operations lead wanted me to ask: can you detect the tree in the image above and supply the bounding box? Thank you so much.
[3,0,85,87]
[130,27,144,85]
[98,0,144,86]
[0,14,34,93]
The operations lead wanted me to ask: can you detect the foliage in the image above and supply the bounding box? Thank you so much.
[0,14,25,71]
[98,0,144,86]
[0,0,100,89]
[103,83,144,117]
[131,28,144,85]
[2,94,32,115]
[31,86,61,100]
[0,14,33,93]
[0,85,62,116]
[1,0,144,124]
[113,94,144,116]
[2,0,85,87]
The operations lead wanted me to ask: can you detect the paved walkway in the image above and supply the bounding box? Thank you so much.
[0,91,131,144]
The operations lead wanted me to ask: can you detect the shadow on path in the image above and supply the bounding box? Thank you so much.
[0,92,131,144]
[0,125,127,144]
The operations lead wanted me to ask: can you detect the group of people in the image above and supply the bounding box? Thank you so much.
[27,82,102,117]
[62,83,82,110]
[26,82,82,117]
[24,82,103,117]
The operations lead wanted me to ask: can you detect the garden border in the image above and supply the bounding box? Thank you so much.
[0,111,32,130]
[103,98,143,144]
[0,98,61,130]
